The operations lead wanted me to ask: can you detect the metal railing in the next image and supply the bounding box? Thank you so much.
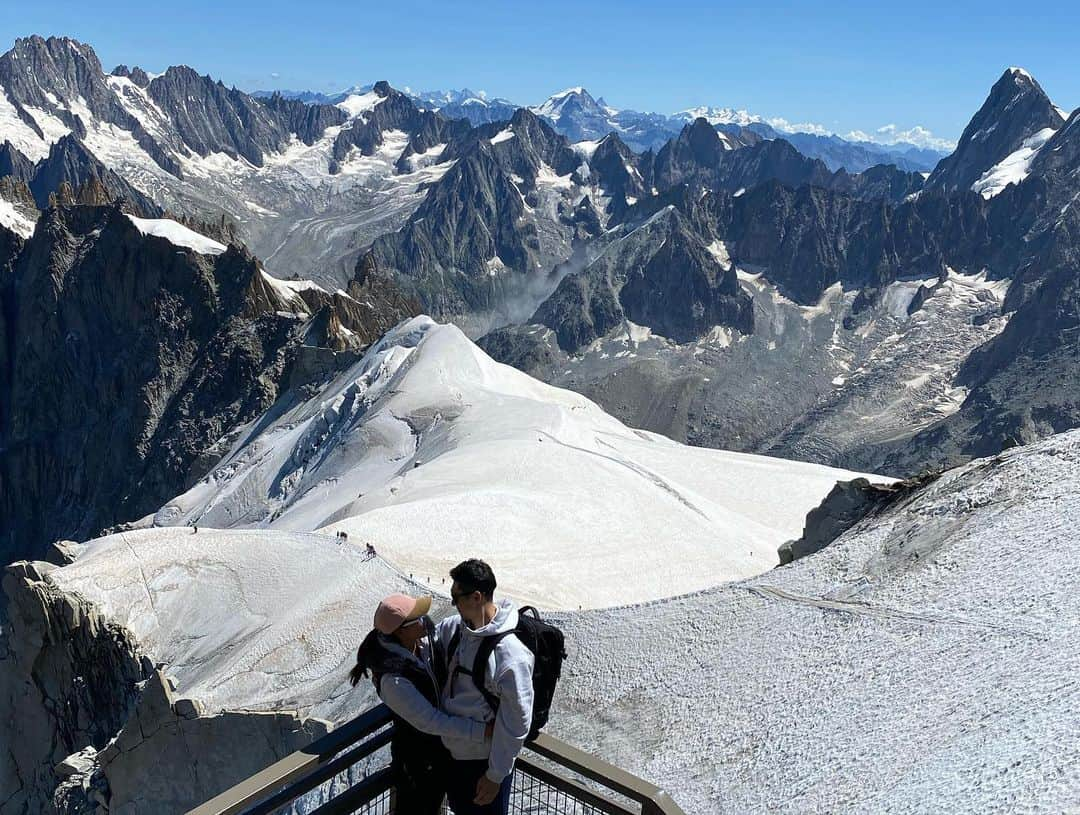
[186,704,685,815]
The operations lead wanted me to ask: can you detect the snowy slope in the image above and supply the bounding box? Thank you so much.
[48,528,408,722]
[552,428,1080,813]
[0,196,35,238]
[124,215,226,255]
[971,126,1057,197]
[154,316,890,610]
[46,428,1080,812]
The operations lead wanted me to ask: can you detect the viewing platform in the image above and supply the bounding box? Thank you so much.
[187,704,686,815]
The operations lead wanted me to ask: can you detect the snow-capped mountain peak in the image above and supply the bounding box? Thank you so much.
[925,65,1065,193]
[155,314,889,609]
[672,106,761,127]
[1007,66,1035,84]
[532,86,605,120]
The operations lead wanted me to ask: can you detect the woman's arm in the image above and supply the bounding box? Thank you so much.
[379,675,487,743]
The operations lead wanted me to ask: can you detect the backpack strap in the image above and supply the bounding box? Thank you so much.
[447,628,461,660]
[438,626,461,689]
[470,631,513,714]
[426,616,450,690]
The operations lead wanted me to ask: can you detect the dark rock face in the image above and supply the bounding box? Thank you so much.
[0,225,24,417]
[532,264,623,353]
[652,118,731,191]
[715,137,835,194]
[477,325,561,372]
[0,221,22,270]
[925,68,1065,194]
[128,67,151,88]
[28,135,159,214]
[534,207,753,351]
[147,66,302,166]
[843,162,926,202]
[255,93,347,146]
[644,121,924,205]
[619,221,752,343]
[777,476,929,564]
[0,37,133,143]
[0,175,37,218]
[359,109,579,323]
[1,560,151,814]
[724,182,900,305]
[0,204,413,563]
[0,140,35,183]
[588,133,648,215]
[0,36,178,176]
[606,171,1026,313]
[361,144,532,316]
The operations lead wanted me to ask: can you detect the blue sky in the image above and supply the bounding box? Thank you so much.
[3,0,1077,147]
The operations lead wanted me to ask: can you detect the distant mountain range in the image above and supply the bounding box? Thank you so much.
[4,33,1080,815]
[254,84,952,172]
[3,33,1080,575]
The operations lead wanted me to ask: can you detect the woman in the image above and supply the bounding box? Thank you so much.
[350,593,492,814]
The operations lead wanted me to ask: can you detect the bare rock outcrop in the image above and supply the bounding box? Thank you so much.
[778,476,932,565]
[0,560,148,814]
[1,561,333,814]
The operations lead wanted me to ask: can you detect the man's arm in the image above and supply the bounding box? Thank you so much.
[379,676,487,743]
[485,646,535,783]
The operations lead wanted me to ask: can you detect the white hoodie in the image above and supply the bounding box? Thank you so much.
[436,599,535,783]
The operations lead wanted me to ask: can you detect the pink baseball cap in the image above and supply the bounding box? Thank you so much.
[373,594,432,635]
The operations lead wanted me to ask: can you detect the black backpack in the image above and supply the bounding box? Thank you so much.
[447,606,567,742]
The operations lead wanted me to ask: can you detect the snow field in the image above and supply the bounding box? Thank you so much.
[49,429,1080,812]
[971,127,1058,198]
[550,429,1080,813]
[49,527,406,721]
[0,197,35,238]
[124,214,226,254]
[156,316,891,610]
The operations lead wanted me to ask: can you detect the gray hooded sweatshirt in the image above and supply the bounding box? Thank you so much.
[436,599,535,783]
[374,636,488,745]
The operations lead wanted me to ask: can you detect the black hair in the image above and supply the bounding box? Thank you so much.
[450,558,497,600]
[349,629,381,686]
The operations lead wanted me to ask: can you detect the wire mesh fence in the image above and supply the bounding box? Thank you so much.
[507,768,634,815]
[289,755,643,815]
[333,787,393,815]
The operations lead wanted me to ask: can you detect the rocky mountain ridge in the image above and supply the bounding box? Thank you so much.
[255,82,952,170]
[0,203,415,565]
[481,68,1080,477]
[3,36,1080,552]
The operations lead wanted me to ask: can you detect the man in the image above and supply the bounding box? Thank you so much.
[350,593,491,815]
[436,559,535,814]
